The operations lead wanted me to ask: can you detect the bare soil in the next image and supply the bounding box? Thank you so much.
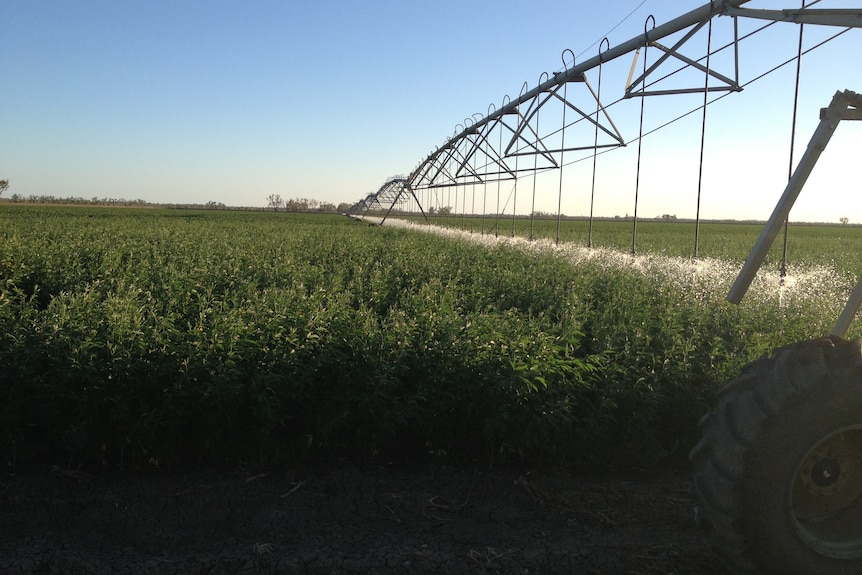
[1,462,726,574]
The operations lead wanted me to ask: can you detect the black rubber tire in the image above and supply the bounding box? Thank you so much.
[690,336,862,575]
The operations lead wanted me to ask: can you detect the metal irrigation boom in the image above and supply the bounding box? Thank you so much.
[352,0,861,225]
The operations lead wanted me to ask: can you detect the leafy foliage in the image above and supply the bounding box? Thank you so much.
[0,206,848,470]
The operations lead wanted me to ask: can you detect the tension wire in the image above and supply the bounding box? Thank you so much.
[781,0,806,280]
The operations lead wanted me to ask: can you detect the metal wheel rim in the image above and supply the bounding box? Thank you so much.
[791,424,862,559]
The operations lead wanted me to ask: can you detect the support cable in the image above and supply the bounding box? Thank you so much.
[472,134,479,234]
[460,122,470,229]
[781,0,807,280]
[633,16,655,256]
[530,72,549,241]
[462,118,473,230]
[589,38,610,248]
[495,96,510,237]
[470,112,483,232]
[447,127,460,228]
[514,82,528,237]
[693,6,715,260]
[482,103,495,235]
[556,51,575,244]
[576,0,649,61]
[447,186,451,227]
[473,111,485,231]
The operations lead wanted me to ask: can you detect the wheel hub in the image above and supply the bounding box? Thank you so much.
[791,425,862,559]
[800,453,848,498]
[810,457,841,488]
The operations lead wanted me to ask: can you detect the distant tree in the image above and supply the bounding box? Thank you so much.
[285,198,307,212]
[0,179,8,197]
[336,202,352,213]
[840,217,850,225]
[438,206,453,216]
[267,194,284,211]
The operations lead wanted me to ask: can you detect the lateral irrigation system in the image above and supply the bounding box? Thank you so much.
[348,0,861,259]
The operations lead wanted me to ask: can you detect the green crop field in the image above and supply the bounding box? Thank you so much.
[2,205,859,470]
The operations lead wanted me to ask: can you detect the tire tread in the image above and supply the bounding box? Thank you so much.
[690,336,859,574]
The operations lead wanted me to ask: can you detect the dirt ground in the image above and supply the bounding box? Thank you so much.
[1,461,727,574]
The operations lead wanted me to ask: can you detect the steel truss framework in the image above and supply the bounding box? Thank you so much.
[347,175,428,221]
[350,0,861,224]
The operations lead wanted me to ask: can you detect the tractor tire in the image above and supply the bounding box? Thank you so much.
[690,336,862,575]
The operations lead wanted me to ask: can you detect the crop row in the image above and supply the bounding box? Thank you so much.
[396,212,862,274]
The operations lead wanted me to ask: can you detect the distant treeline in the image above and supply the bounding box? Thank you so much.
[266,194,351,214]
[2,194,154,207]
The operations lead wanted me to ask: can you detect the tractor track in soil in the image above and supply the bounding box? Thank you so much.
[1,462,725,574]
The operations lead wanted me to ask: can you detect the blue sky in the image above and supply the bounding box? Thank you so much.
[1,1,859,221]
